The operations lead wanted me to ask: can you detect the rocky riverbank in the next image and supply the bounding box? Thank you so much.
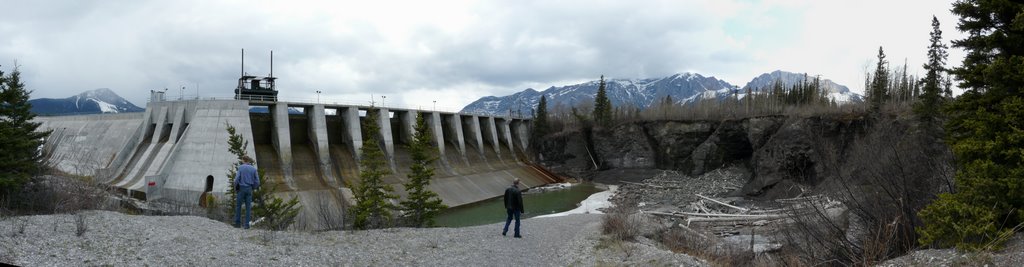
[0,209,705,266]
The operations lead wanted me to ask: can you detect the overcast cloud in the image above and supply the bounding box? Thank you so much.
[0,0,964,110]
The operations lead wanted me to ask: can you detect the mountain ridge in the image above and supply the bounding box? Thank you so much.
[30,88,145,115]
[461,70,863,116]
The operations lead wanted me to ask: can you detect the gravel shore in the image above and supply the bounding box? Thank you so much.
[0,210,704,266]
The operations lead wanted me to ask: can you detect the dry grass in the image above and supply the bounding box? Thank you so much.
[1,175,119,216]
[75,212,88,237]
[658,227,803,267]
[601,206,642,242]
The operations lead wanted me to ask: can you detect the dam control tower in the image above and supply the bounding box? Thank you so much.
[234,49,278,102]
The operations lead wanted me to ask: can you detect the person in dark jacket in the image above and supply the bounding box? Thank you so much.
[234,156,260,229]
[502,178,524,238]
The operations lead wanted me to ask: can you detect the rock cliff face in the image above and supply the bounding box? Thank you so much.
[537,115,872,198]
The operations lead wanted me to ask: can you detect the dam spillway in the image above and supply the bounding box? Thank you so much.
[35,97,548,229]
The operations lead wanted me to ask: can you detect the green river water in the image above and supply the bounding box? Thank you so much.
[434,183,602,228]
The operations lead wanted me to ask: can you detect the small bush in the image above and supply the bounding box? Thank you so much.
[916,194,1011,251]
[3,175,116,215]
[601,211,639,241]
[75,213,87,237]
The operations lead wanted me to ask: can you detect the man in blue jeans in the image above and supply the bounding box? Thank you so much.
[234,156,260,229]
[502,178,524,238]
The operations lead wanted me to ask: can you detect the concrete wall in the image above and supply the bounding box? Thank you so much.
[37,113,146,177]
[157,100,256,203]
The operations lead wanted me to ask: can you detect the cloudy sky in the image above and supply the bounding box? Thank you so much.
[1,0,964,110]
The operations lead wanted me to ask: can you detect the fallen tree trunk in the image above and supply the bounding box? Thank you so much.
[696,194,749,212]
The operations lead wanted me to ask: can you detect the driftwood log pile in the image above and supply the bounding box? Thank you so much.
[643,193,842,237]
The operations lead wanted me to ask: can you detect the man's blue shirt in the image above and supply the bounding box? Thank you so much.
[235,163,260,188]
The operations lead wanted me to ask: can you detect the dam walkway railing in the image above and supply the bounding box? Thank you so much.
[153,94,531,119]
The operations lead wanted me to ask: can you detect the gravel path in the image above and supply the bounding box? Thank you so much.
[0,210,705,266]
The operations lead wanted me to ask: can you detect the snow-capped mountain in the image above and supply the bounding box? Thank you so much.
[462,73,736,116]
[461,71,863,116]
[30,88,144,115]
[741,70,863,103]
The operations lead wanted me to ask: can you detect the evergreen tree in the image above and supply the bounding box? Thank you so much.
[592,75,613,127]
[869,47,890,113]
[224,124,246,214]
[900,60,911,103]
[252,167,301,230]
[915,16,948,120]
[917,1,1024,250]
[813,75,825,104]
[398,113,447,227]
[532,95,549,141]
[350,108,398,229]
[657,95,674,119]
[0,66,51,196]
[224,124,301,230]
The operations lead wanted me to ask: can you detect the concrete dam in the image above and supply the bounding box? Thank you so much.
[36,96,554,229]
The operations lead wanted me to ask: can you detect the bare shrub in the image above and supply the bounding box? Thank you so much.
[0,242,15,264]
[314,194,345,231]
[659,226,796,267]
[12,218,28,237]
[779,112,955,265]
[1,203,29,237]
[259,230,276,245]
[601,208,640,241]
[75,213,87,237]
[6,175,118,215]
[203,194,230,222]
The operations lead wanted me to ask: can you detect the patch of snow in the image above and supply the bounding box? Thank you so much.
[535,185,618,218]
[829,92,854,103]
[92,99,119,113]
[482,100,501,109]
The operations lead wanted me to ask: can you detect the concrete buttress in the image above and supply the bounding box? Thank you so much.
[309,105,338,187]
[376,108,397,172]
[428,112,446,156]
[500,119,517,162]
[447,114,466,157]
[513,119,530,152]
[342,107,362,161]
[398,110,415,145]
[466,116,484,156]
[486,117,501,157]
[272,104,296,190]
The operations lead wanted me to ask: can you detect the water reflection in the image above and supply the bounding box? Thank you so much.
[434,183,601,227]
